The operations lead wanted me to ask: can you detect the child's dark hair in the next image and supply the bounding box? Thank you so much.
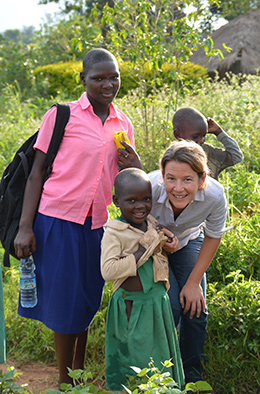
[173,107,208,132]
[114,168,151,197]
[82,48,118,75]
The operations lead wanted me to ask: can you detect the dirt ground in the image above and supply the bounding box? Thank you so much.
[5,359,59,393]
[5,359,107,394]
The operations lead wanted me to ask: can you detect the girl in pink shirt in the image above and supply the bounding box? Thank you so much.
[14,48,142,388]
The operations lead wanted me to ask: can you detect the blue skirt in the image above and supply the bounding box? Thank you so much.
[18,213,104,334]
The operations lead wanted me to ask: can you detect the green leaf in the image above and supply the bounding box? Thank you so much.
[59,382,73,391]
[222,43,232,53]
[195,380,213,390]
[68,368,84,379]
[163,360,174,368]
[185,382,197,391]
[137,368,148,377]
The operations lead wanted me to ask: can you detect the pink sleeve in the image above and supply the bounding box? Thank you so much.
[34,106,57,153]
[126,117,135,149]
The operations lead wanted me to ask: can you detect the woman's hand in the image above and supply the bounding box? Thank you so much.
[179,235,221,318]
[117,141,143,170]
[159,226,179,253]
[179,281,206,319]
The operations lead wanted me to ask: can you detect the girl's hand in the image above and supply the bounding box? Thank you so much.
[133,244,146,263]
[159,226,179,253]
[179,281,206,319]
[117,141,143,170]
[14,228,36,259]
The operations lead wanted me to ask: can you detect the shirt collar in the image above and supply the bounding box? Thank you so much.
[105,215,156,232]
[78,93,125,120]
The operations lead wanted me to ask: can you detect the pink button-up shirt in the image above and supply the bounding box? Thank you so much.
[35,93,134,228]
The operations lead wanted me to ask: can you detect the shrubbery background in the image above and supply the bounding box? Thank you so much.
[33,60,207,99]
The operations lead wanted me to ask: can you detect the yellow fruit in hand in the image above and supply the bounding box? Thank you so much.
[113,131,131,149]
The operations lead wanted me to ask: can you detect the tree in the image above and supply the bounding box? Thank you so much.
[98,0,220,160]
[3,29,23,44]
[39,0,114,42]
[33,14,100,65]
[21,26,36,45]
[2,27,36,45]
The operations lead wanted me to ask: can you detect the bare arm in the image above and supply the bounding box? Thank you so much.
[180,235,221,319]
[117,141,143,170]
[14,149,47,258]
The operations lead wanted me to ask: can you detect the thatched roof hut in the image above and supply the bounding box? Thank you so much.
[189,9,260,80]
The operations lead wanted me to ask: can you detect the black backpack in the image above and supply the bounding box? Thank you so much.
[0,103,70,267]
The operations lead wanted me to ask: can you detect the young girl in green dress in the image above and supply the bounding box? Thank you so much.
[101,168,184,391]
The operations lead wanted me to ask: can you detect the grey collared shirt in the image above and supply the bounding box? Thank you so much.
[148,170,227,250]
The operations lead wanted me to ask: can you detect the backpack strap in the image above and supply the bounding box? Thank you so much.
[3,104,70,267]
[44,103,70,168]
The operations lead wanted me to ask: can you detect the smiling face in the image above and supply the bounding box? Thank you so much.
[113,178,152,229]
[163,160,206,212]
[80,60,120,108]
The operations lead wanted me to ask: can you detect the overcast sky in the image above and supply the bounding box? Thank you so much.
[0,0,60,32]
[0,0,227,34]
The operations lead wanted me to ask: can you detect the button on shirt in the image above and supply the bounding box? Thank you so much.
[148,170,227,250]
[34,93,134,228]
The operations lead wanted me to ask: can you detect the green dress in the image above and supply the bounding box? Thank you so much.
[105,257,185,391]
[0,264,6,364]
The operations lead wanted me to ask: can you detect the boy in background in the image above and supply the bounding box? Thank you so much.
[173,106,243,180]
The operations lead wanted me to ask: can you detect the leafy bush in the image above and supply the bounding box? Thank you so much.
[0,41,36,97]
[33,62,83,99]
[161,62,208,92]
[124,360,212,394]
[224,168,260,213]
[0,367,26,393]
[0,84,40,171]
[210,211,260,282]
[207,168,260,283]
[208,272,260,355]
[33,60,207,100]
[46,369,109,394]
[205,272,260,393]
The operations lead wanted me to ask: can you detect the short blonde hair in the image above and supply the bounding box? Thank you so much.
[161,140,208,187]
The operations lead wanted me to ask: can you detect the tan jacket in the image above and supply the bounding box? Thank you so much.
[101,215,169,292]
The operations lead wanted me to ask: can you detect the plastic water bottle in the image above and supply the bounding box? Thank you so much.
[19,256,38,308]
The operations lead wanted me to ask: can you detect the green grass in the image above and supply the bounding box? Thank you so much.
[1,76,260,393]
